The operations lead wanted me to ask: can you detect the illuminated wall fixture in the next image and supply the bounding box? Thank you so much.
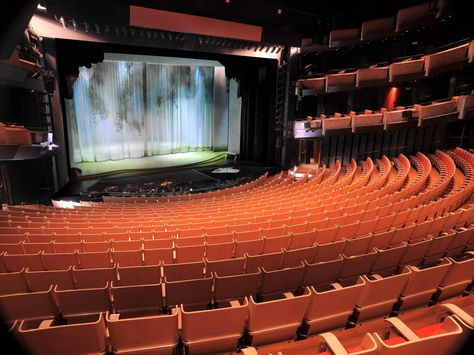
[385,86,399,111]
[277,9,283,15]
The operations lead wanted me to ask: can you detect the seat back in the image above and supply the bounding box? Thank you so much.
[305,277,366,334]
[106,309,179,354]
[259,263,305,296]
[205,257,246,277]
[400,258,452,310]
[302,256,344,286]
[247,288,311,345]
[111,282,163,314]
[18,313,107,355]
[55,283,112,316]
[357,270,411,321]
[181,299,249,354]
[214,270,261,303]
[0,286,57,322]
[73,265,117,289]
[26,267,76,292]
[163,260,204,281]
[165,276,213,308]
[117,264,161,286]
[245,251,283,273]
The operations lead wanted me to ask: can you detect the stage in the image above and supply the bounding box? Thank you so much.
[50,49,279,205]
[73,151,226,177]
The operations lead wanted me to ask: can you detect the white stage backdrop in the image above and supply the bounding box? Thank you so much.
[65,58,217,163]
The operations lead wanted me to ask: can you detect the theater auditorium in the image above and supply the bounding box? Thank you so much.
[0,1,473,354]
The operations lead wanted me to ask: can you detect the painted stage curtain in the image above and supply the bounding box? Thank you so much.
[65,61,214,163]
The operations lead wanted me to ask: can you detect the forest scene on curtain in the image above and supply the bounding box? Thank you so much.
[65,60,214,163]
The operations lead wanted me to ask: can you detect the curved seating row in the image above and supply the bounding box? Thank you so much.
[2,240,473,303]
[325,1,448,47]
[0,152,454,227]
[0,216,473,273]
[1,251,472,354]
[295,92,474,138]
[244,294,474,355]
[1,153,469,251]
[0,148,472,354]
[299,39,473,94]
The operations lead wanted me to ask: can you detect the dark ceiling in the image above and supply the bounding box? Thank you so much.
[43,0,431,46]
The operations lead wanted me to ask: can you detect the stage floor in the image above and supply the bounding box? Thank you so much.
[74,151,226,176]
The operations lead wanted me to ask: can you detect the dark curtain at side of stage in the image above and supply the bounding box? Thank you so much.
[237,59,278,164]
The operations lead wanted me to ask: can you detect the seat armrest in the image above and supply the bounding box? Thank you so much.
[386,318,419,341]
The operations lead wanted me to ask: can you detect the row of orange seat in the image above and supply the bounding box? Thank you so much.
[0,148,472,354]
[0,217,472,273]
[1,251,472,354]
[2,244,473,305]
[244,295,474,355]
[295,93,474,137]
[299,40,473,93]
[298,40,474,90]
[1,152,468,233]
[325,1,449,47]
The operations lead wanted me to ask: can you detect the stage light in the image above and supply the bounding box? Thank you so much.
[290,47,300,55]
[57,16,66,28]
[53,200,81,209]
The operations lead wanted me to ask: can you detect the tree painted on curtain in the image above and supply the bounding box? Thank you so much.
[65,60,214,163]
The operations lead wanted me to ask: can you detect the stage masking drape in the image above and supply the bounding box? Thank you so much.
[65,60,214,163]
